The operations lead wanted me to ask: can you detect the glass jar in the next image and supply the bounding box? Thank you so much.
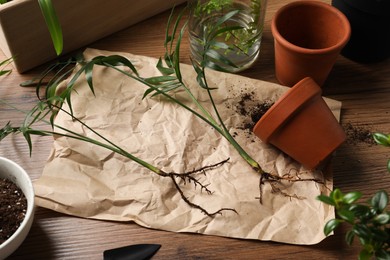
[188,0,268,73]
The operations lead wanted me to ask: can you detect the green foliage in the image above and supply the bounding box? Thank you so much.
[317,189,390,259]
[191,0,264,70]
[373,133,390,173]
[0,57,12,76]
[38,0,63,56]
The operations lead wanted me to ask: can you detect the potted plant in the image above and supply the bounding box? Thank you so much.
[331,0,390,63]
[0,0,186,72]
[317,133,390,259]
[252,77,346,170]
[0,157,35,259]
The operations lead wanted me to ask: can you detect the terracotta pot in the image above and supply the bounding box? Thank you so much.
[332,0,390,63]
[271,1,351,87]
[252,77,346,170]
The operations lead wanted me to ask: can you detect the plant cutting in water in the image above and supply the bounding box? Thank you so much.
[1,6,322,216]
[189,0,265,72]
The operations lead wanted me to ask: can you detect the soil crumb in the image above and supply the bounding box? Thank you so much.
[234,91,274,131]
[343,123,375,145]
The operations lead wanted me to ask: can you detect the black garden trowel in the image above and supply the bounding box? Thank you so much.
[103,244,161,260]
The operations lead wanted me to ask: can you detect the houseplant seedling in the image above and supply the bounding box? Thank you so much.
[317,132,390,260]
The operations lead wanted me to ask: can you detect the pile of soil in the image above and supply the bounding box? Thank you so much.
[0,178,27,245]
[343,123,375,145]
[234,91,274,131]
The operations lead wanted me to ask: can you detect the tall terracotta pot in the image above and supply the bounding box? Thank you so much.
[271,1,351,87]
[253,77,346,170]
[332,0,390,63]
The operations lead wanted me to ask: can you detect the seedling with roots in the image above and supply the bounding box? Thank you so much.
[1,6,324,216]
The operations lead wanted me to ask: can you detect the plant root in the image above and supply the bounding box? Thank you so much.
[159,158,238,217]
[256,169,326,204]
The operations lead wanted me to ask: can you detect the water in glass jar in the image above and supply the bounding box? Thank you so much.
[189,2,263,73]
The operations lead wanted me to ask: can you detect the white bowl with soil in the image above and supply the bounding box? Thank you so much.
[0,157,35,259]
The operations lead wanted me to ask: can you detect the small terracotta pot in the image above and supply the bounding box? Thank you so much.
[271,1,351,87]
[253,77,346,170]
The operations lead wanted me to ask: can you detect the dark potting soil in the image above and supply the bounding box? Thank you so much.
[343,123,375,145]
[235,91,274,131]
[0,178,27,245]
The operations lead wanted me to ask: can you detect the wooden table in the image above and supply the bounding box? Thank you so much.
[1,0,389,259]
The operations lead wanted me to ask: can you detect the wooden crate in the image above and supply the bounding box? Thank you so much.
[0,0,186,72]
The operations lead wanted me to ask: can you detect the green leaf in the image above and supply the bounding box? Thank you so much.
[350,204,371,218]
[204,48,238,68]
[343,191,362,204]
[38,0,63,56]
[371,228,389,242]
[337,208,355,223]
[371,190,388,212]
[93,55,138,75]
[387,159,390,173]
[373,133,390,147]
[156,58,174,75]
[374,213,390,225]
[331,188,343,202]
[375,249,390,260]
[324,219,342,236]
[358,249,373,260]
[353,224,371,238]
[345,230,355,245]
[144,76,177,84]
[316,194,336,206]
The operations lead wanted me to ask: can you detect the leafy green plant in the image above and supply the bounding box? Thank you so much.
[317,189,389,259]
[1,5,318,217]
[317,133,390,259]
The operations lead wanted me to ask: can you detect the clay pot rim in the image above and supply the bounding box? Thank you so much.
[253,77,321,142]
[271,0,351,55]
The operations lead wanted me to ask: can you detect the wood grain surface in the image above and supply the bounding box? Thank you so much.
[1,0,389,259]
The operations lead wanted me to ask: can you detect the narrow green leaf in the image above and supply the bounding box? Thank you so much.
[84,62,95,96]
[156,58,174,75]
[94,55,138,76]
[387,159,390,173]
[22,130,33,156]
[144,76,177,84]
[205,48,238,68]
[38,0,63,55]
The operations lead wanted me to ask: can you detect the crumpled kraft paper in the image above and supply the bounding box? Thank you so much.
[34,48,341,245]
